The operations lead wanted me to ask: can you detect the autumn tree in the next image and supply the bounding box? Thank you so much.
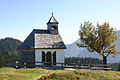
[77,21,119,64]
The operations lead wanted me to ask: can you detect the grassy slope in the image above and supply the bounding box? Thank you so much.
[39,70,120,80]
[1,68,120,80]
[0,67,59,80]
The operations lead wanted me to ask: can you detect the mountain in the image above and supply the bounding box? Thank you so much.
[0,37,22,55]
[65,30,120,63]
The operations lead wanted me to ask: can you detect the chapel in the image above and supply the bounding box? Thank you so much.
[17,12,66,67]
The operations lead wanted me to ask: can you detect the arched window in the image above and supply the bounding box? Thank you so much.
[46,51,51,65]
[42,51,45,63]
[53,51,56,65]
[52,26,57,30]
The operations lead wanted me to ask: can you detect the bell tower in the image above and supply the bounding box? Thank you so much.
[47,12,59,34]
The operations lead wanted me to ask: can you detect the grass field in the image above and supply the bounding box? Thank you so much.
[0,68,120,80]
[0,67,57,80]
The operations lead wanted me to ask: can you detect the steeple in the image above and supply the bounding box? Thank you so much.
[47,12,59,24]
[47,11,59,34]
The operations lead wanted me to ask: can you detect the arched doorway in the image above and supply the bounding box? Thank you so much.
[46,52,51,65]
[42,51,45,63]
[53,51,56,65]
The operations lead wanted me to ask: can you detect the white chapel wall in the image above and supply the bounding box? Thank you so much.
[35,49,64,66]
[35,49,42,66]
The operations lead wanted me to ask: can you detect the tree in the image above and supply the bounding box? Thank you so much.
[77,21,119,64]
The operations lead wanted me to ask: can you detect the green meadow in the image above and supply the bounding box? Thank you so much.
[0,67,120,80]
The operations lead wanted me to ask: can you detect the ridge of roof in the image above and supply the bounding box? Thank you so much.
[33,29,50,34]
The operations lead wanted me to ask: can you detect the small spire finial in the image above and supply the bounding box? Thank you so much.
[51,8,53,16]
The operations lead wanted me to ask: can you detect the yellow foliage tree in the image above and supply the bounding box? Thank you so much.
[77,21,119,64]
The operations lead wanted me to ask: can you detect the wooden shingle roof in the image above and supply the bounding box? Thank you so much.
[18,29,66,50]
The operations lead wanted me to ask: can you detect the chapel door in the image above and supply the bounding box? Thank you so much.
[46,52,51,65]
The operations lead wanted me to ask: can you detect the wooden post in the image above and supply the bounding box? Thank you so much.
[74,64,76,69]
[76,64,77,69]
[42,62,45,68]
[94,65,96,68]
[78,64,80,69]
[61,63,64,70]
[81,64,83,69]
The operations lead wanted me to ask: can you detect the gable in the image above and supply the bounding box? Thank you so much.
[35,33,66,49]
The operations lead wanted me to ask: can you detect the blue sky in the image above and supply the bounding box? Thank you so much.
[0,0,120,44]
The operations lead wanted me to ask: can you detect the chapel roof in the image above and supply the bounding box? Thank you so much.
[47,13,59,24]
[17,29,66,50]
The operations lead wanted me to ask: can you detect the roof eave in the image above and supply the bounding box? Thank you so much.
[47,22,59,24]
[17,47,66,50]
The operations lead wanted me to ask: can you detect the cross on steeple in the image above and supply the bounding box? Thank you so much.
[51,8,53,16]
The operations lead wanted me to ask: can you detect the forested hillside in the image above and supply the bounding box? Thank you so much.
[0,37,22,67]
[65,57,103,64]
[0,37,22,55]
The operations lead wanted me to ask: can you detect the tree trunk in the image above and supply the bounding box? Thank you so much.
[103,55,107,64]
